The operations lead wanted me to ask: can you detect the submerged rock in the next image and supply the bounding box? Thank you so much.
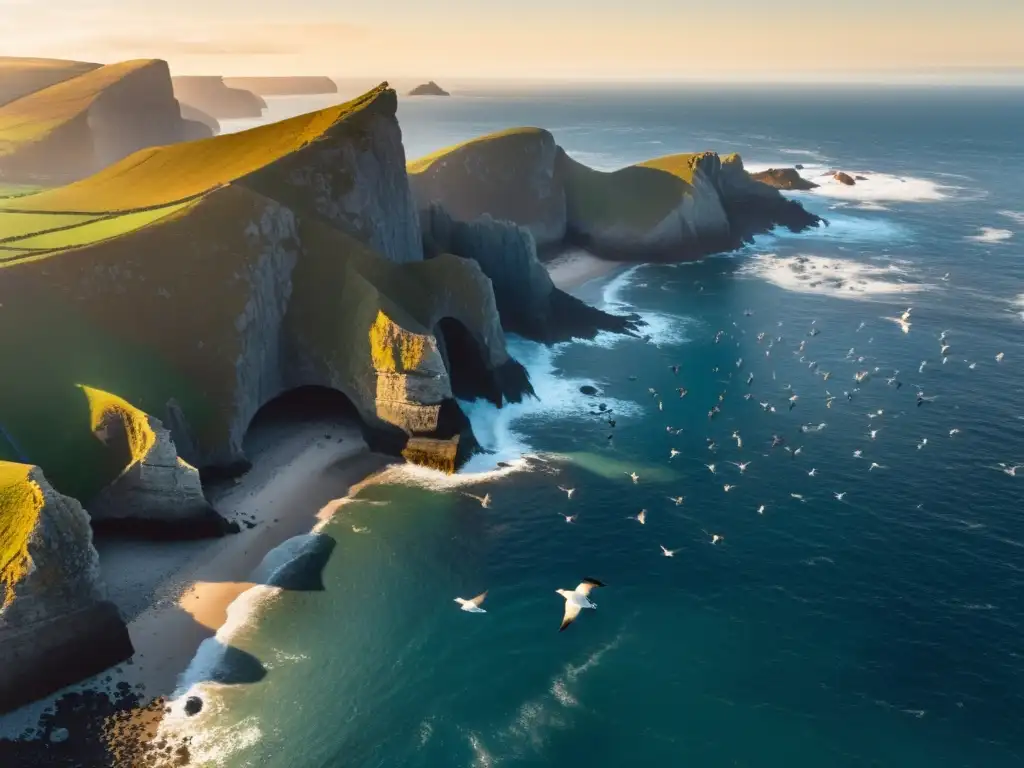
[183,696,203,717]
[0,462,133,714]
[579,385,599,396]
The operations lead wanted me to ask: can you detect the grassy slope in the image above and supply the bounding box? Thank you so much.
[406,127,546,174]
[0,60,160,157]
[0,461,42,609]
[563,152,704,231]
[3,83,390,214]
[0,57,100,107]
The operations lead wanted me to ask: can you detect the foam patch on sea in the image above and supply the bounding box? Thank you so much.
[740,253,935,299]
[966,227,1014,243]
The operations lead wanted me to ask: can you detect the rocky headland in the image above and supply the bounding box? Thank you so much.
[0,75,821,727]
[0,57,100,107]
[407,127,822,261]
[223,77,338,96]
[171,76,267,119]
[0,59,214,184]
[408,81,450,96]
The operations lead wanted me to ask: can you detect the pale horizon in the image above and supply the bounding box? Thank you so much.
[2,0,1024,85]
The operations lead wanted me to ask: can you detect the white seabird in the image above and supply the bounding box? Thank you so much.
[556,578,606,632]
[660,545,677,558]
[557,486,576,499]
[463,492,492,508]
[455,591,488,613]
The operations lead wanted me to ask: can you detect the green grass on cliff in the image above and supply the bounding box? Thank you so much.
[0,57,100,107]
[0,60,162,156]
[406,127,547,174]
[3,83,391,214]
[0,461,42,608]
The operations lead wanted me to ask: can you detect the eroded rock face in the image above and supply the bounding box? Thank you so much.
[0,462,133,714]
[81,386,234,539]
[833,171,856,186]
[422,204,637,342]
[408,128,567,250]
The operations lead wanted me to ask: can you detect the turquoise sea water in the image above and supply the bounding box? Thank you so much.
[195,87,1024,767]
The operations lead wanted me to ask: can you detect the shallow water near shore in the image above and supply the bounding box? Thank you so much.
[174,87,1024,766]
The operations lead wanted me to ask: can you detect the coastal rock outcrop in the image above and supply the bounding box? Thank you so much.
[408,128,567,250]
[407,129,822,261]
[0,59,211,184]
[179,103,220,136]
[0,84,531,506]
[0,462,133,714]
[751,167,818,191]
[408,81,450,97]
[223,77,338,96]
[833,171,856,186]
[171,76,267,119]
[421,204,637,342]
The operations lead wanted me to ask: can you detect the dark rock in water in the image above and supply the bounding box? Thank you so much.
[750,167,818,191]
[496,461,511,468]
[598,403,608,411]
[183,697,203,717]
[794,164,804,170]
[833,172,856,186]
[579,385,599,396]
[855,175,868,181]
[261,534,337,592]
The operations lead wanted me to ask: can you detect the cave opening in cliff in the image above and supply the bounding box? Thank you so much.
[433,318,503,407]
[242,386,364,458]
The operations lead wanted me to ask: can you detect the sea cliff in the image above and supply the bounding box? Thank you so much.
[408,128,822,261]
[171,76,267,119]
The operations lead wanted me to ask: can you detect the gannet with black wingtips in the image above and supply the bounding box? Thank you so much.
[557,578,606,632]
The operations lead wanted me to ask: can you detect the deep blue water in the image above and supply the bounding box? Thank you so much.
[194,86,1024,767]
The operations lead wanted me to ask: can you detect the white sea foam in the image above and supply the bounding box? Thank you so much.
[741,253,934,299]
[1014,294,1024,321]
[792,163,951,203]
[966,227,1013,243]
[998,210,1024,225]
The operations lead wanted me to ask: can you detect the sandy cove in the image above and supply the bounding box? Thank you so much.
[545,248,624,291]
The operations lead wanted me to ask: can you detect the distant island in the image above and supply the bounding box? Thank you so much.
[222,76,338,96]
[408,80,450,96]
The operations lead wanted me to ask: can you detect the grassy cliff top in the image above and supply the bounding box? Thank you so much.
[0,461,43,609]
[1,83,392,214]
[563,152,706,230]
[407,127,549,174]
[0,57,100,107]
[0,60,164,156]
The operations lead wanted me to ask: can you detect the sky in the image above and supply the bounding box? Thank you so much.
[2,0,1024,82]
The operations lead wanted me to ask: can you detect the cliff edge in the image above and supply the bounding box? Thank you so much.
[0,57,101,107]
[0,462,133,714]
[0,85,532,533]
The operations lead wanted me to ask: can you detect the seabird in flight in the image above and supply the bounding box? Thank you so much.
[557,578,606,632]
[454,591,488,613]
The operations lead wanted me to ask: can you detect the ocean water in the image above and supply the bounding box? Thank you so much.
[193,87,1024,767]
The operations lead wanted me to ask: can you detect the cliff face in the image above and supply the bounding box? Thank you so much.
[179,103,220,137]
[0,462,133,714]
[223,77,338,96]
[408,130,822,262]
[0,60,208,184]
[750,167,818,191]
[0,85,532,531]
[408,128,567,250]
[422,204,637,343]
[172,76,267,119]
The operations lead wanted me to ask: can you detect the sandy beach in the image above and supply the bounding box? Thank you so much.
[0,413,393,764]
[545,248,624,291]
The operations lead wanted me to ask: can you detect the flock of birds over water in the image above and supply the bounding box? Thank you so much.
[453,297,1018,633]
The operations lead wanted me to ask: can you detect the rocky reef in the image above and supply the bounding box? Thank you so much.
[408,81,450,97]
[408,128,822,261]
[833,171,856,186]
[421,204,637,342]
[0,462,133,714]
[171,76,267,119]
[0,60,213,184]
[751,167,818,191]
[224,77,338,96]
